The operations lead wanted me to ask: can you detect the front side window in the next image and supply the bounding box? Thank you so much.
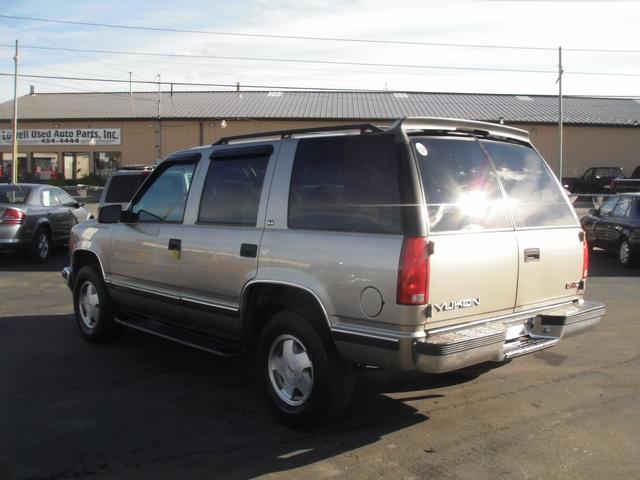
[131,163,195,222]
[55,189,76,207]
[412,137,512,233]
[198,155,269,226]
[599,196,619,216]
[482,140,576,228]
[289,134,402,234]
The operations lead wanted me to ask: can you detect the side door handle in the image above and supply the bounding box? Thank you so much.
[168,238,182,251]
[524,248,540,262]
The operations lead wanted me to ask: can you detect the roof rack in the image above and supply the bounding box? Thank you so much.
[213,123,383,145]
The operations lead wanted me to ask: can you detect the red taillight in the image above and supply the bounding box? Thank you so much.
[0,208,25,225]
[609,178,617,189]
[582,233,589,280]
[397,237,430,305]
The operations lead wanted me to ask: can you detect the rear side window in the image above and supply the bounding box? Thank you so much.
[289,134,402,234]
[0,185,30,204]
[612,197,632,217]
[482,141,576,228]
[412,137,512,233]
[198,155,269,226]
[105,173,148,203]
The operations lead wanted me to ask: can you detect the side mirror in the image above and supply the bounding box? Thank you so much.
[71,201,85,209]
[120,209,137,223]
[98,204,122,224]
[588,208,599,216]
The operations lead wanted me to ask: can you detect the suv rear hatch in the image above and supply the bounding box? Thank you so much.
[409,135,583,329]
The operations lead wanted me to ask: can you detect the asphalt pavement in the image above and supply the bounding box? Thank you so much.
[0,247,638,479]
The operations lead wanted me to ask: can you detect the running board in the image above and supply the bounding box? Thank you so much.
[503,336,559,359]
[116,316,245,358]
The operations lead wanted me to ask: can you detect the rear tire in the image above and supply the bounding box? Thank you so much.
[28,227,50,263]
[73,265,120,342]
[257,311,354,428]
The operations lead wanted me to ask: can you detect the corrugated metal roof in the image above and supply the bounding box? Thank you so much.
[1,91,640,125]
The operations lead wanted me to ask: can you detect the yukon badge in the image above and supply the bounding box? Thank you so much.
[432,298,480,312]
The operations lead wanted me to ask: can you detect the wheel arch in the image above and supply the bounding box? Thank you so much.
[72,249,107,281]
[240,280,333,347]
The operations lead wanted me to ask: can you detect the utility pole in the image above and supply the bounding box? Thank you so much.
[156,74,162,160]
[557,46,564,180]
[129,72,132,95]
[11,40,19,184]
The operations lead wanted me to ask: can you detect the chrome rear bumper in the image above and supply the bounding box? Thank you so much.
[414,300,605,373]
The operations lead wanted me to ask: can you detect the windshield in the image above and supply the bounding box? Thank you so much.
[0,185,31,204]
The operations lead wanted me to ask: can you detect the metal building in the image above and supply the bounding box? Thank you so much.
[1,90,639,182]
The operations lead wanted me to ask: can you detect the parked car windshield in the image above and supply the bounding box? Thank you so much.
[0,185,30,204]
[104,173,149,203]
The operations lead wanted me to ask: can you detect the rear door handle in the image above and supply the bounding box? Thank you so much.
[524,248,540,262]
[168,238,182,251]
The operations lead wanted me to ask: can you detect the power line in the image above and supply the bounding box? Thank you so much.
[5,43,640,78]
[0,43,558,75]
[0,17,149,82]
[2,13,639,54]
[0,71,391,92]
[2,72,640,98]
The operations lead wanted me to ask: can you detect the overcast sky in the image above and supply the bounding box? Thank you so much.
[1,0,639,101]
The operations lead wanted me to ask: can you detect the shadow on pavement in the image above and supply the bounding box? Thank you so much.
[587,248,640,278]
[0,248,69,273]
[0,313,497,480]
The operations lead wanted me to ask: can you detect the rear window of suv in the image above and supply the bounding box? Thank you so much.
[411,137,577,232]
[289,134,402,234]
[481,140,576,228]
[411,137,512,233]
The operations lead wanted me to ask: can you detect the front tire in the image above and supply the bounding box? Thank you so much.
[618,239,636,268]
[73,266,120,342]
[257,311,354,428]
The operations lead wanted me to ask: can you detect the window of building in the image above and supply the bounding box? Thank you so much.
[198,155,269,226]
[93,152,121,178]
[32,153,59,181]
[63,152,90,181]
[288,135,402,234]
[1,153,28,182]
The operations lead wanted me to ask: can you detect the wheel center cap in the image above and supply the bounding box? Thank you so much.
[284,354,299,380]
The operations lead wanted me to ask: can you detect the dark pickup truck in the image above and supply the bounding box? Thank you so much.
[563,167,624,194]
[609,166,640,193]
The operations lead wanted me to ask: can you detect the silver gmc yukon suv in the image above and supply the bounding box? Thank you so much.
[62,118,605,427]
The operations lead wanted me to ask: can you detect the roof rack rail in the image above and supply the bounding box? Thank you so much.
[213,123,384,145]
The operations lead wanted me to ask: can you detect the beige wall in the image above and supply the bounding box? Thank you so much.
[513,123,640,178]
[2,119,639,180]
